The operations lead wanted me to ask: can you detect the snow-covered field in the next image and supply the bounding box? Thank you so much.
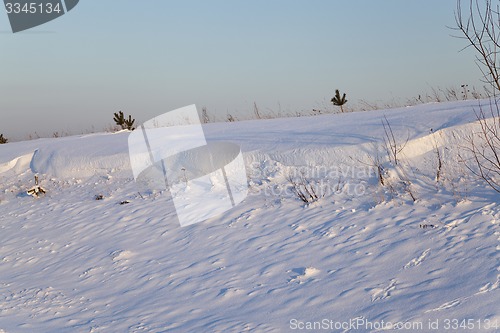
[0,100,499,332]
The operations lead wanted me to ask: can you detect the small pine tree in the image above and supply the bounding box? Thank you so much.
[123,115,135,130]
[113,111,135,130]
[0,134,8,144]
[331,89,348,113]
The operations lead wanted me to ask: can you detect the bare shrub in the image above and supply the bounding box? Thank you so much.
[461,99,500,192]
[360,117,417,202]
[286,171,325,203]
[201,107,211,124]
[454,0,500,92]
[430,129,444,183]
[382,115,409,166]
[254,102,262,119]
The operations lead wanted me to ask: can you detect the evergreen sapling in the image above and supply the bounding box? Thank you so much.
[331,89,348,113]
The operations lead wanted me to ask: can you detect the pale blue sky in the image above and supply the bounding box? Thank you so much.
[0,1,482,139]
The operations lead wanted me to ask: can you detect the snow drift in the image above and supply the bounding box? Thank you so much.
[0,100,499,332]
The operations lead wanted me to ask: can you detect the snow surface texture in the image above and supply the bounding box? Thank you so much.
[0,100,499,332]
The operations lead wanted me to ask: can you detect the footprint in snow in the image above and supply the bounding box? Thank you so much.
[476,273,500,295]
[404,248,431,269]
[291,224,308,233]
[111,250,133,263]
[425,298,462,313]
[217,287,244,298]
[288,267,320,284]
[368,279,397,302]
[79,266,101,280]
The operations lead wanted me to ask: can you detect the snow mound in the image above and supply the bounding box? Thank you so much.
[0,100,483,181]
[0,152,34,174]
[0,100,499,332]
[26,134,131,179]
